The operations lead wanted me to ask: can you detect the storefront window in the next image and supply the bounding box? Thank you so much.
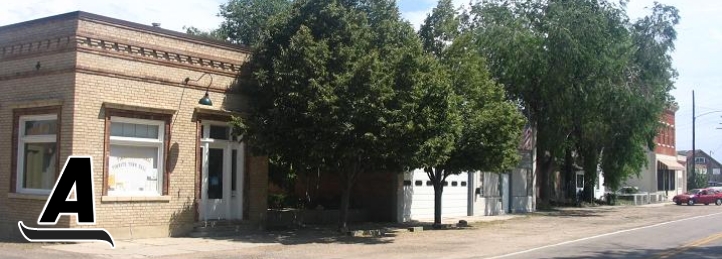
[17,114,58,194]
[107,117,164,196]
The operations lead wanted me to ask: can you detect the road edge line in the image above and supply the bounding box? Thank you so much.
[485,211,722,259]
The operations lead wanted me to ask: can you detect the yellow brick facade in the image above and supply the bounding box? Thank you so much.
[0,11,268,240]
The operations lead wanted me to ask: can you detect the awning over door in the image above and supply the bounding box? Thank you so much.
[658,156,685,171]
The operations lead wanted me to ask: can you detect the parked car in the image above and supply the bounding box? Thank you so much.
[672,188,722,206]
[708,186,722,192]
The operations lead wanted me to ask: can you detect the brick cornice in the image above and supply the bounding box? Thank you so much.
[0,67,75,81]
[74,33,246,75]
[75,44,239,78]
[2,34,247,78]
[1,35,76,60]
[0,11,250,53]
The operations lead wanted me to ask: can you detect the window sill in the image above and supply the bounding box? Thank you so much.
[101,196,171,203]
[8,193,49,200]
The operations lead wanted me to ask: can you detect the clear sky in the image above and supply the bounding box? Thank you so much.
[2,0,722,162]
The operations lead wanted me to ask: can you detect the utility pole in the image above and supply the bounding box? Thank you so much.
[690,91,722,189]
[692,90,696,188]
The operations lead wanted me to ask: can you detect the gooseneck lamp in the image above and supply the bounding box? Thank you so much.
[183,73,214,106]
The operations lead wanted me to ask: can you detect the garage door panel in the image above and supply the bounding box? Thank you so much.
[404,170,469,220]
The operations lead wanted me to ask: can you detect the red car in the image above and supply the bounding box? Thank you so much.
[673,188,722,206]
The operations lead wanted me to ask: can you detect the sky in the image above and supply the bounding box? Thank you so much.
[2,0,722,162]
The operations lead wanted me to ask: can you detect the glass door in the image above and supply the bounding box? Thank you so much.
[199,122,244,221]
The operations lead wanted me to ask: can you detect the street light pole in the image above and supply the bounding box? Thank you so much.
[689,90,722,189]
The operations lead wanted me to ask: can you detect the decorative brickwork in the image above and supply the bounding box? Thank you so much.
[0,11,267,240]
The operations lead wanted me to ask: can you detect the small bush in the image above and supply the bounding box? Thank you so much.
[618,187,638,194]
[268,193,287,209]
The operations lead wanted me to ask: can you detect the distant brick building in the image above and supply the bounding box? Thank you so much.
[623,103,687,200]
[654,107,677,156]
[0,11,268,240]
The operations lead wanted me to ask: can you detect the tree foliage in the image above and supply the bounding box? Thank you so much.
[419,0,460,57]
[183,26,227,41]
[418,0,525,226]
[218,0,294,46]
[235,0,457,231]
[467,0,679,202]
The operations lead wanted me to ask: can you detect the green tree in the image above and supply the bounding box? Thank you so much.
[468,0,679,204]
[541,0,634,202]
[234,0,453,231]
[418,0,525,227]
[469,0,567,204]
[418,0,460,57]
[600,2,680,195]
[218,0,293,46]
[183,26,227,41]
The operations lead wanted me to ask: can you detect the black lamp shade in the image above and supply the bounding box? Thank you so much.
[198,92,212,106]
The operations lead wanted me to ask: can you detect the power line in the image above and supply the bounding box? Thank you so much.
[677,115,722,128]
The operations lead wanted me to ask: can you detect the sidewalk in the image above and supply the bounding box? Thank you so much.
[412,213,522,225]
[41,214,521,258]
[43,237,277,258]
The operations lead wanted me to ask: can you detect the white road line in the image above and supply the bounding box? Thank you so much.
[485,211,722,259]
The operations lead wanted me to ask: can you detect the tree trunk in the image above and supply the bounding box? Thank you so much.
[426,168,444,229]
[582,149,599,204]
[434,182,443,227]
[535,121,555,206]
[536,143,548,203]
[537,149,555,205]
[563,147,575,203]
[338,169,357,232]
[338,183,350,232]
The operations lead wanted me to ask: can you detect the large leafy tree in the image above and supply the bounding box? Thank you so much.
[236,0,457,231]
[183,26,227,41]
[541,0,634,202]
[418,0,525,227]
[601,2,680,193]
[217,0,293,46]
[468,0,679,204]
[418,0,459,57]
[469,0,566,203]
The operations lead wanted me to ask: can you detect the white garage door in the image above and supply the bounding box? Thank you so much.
[403,169,469,220]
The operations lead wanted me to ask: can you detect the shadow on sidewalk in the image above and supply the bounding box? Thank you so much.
[192,220,480,246]
[532,207,616,218]
[192,224,398,245]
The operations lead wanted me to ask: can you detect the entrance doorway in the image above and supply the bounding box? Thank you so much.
[199,122,244,221]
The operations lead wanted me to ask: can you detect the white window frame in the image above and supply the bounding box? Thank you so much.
[16,114,58,195]
[200,121,233,143]
[108,116,165,196]
[695,157,706,164]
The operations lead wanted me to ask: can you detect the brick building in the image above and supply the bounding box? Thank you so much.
[0,11,268,240]
[623,103,687,200]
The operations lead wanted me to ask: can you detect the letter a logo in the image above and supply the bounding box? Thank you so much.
[18,156,115,248]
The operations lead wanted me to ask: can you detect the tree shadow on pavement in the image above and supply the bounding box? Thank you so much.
[532,207,615,218]
[194,220,477,245]
[543,245,722,259]
[195,225,397,245]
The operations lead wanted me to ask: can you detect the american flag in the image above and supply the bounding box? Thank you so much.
[519,126,534,151]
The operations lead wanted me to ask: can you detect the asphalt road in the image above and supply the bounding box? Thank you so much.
[494,209,722,259]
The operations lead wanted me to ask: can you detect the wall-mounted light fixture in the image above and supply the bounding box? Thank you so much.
[184,72,214,106]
